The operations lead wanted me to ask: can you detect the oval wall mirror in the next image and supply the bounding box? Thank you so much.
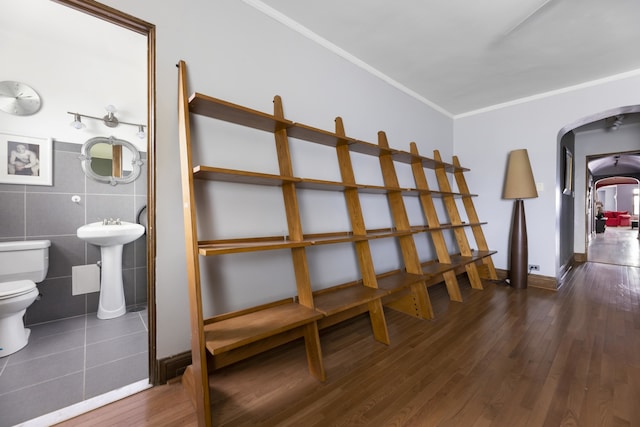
[80,136,143,185]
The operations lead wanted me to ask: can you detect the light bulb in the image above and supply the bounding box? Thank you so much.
[137,125,146,139]
[70,114,85,130]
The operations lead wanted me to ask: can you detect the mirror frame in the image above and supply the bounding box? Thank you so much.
[80,136,143,185]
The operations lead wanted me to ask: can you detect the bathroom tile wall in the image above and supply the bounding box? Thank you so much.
[0,141,147,325]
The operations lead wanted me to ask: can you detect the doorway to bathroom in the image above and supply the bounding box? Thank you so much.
[0,1,156,425]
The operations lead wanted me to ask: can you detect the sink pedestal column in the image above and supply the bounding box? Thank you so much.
[98,245,127,319]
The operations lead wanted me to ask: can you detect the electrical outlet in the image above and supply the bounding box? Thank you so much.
[528,264,540,272]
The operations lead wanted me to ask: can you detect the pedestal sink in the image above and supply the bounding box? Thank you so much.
[77,220,145,319]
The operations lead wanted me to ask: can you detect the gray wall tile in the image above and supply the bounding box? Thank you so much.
[135,266,148,305]
[26,150,84,194]
[54,141,81,153]
[0,191,25,238]
[25,277,86,325]
[86,175,134,195]
[135,159,147,196]
[123,240,136,269]
[0,183,25,192]
[39,235,85,279]
[26,193,85,236]
[86,194,136,223]
[134,233,147,268]
[123,267,135,306]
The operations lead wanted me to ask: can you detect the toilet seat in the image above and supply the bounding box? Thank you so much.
[0,280,37,300]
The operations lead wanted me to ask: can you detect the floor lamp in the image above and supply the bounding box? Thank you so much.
[503,149,538,289]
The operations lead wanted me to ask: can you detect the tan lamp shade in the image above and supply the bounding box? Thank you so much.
[503,149,538,199]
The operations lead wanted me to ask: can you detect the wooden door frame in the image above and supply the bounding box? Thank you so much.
[52,0,158,385]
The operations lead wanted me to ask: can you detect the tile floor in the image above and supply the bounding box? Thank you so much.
[0,308,149,427]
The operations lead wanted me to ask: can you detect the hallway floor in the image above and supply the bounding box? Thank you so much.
[588,226,640,267]
[0,308,149,427]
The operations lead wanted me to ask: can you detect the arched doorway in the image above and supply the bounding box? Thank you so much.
[556,107,640,277]
[587,175,640,267]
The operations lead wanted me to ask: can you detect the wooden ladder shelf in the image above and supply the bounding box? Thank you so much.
[176,61,497,426]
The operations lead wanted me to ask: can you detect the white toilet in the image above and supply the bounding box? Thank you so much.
[0,240,50,358]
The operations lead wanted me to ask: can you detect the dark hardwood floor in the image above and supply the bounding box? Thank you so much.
[57,262,640,426]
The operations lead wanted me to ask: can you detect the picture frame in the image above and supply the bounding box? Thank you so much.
[563,147,573,196]
[0,132,53,186]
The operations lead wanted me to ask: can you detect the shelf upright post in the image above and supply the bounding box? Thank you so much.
[377,132,434,319]
[272,96,325,381]
[433,150,484,290]
[335,117,390,344]
[452,156,498,280]
[409,143,462,302]
[176,60,212,427]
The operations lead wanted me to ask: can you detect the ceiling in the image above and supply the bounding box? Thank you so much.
[589,153,640,180]
[253,0,640,116]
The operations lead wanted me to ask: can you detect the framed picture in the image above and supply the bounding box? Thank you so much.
[0,132,53,186]
[563,147,573,196]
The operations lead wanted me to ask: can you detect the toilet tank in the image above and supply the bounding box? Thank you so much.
[0,240,51,283]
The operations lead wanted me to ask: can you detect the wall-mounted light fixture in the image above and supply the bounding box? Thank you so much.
[68,105,146,139]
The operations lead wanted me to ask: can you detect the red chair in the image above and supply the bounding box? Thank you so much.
[619,214,631,227]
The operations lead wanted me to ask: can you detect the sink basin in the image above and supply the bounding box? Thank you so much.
[77,221,145,319]
[77,221,144,247]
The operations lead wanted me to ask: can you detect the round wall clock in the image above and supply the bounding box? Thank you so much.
[0,81,42,116]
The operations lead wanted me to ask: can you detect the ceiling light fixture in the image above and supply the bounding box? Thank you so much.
[67,105,146,139]
[610,115,624,131]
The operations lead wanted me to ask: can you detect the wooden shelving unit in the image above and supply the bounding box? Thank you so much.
[177,61,497,426]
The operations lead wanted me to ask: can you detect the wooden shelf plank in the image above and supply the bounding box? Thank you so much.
[409,222,488,233]
[189,93,292,132]
[297,178,360,191]
[307,229,412,245]
[198,239,310,255]
[429,190,477,198]
[420,261,459,277]
[449,250,497,264]
[376,271,426,293]
[203,301,322,355]
[349,140,398,157]
[288,123,356,147]
[420,250,497,277]
[198,228,417,255]
[392,151,470,172]
[358,184,423,195]
[366,229,414,239]
[313,285,388,316]
[307,234,366,245]
[193,165,300,186]
[191,167,476,198]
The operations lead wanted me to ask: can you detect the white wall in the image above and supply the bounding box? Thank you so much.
[574,123,640,251]
[454,75,640,278]
[100,0,453,358]
[0,0,147,151]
